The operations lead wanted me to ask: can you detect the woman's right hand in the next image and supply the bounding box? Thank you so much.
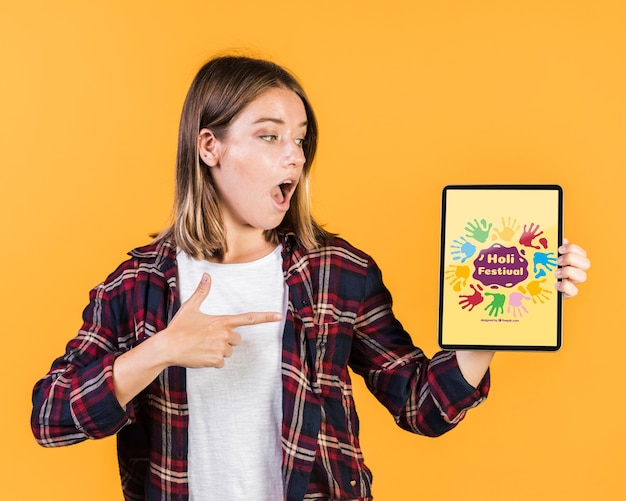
[112,273,281,407]
[161,272,282,368]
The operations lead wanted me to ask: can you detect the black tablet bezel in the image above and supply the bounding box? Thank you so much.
[438,184,563,352]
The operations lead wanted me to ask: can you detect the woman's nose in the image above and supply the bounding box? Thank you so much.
[285,139,305,167]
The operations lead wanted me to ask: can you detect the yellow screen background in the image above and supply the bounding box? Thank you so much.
[441,188,560,348]
[2,1,623,500]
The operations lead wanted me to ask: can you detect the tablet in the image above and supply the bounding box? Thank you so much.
[438,185,563,351]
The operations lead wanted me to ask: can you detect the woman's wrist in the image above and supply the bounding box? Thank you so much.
[455,350,495,388]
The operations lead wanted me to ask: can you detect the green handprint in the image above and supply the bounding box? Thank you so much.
[484,292,506,317]
[465,218,493,243]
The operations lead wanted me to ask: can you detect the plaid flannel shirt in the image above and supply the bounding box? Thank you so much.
[32,235,489,500]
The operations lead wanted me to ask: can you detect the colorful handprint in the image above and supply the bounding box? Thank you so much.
[451,236,476,263]
[492,217,520,242]
[533,251,557,279]
[507,291,531,317]
[465,218,493,243]
[459,284,484,311]
[519,223,544,249]
[445,264,470,291]
[519,279,553,304]
[484,292,506,317]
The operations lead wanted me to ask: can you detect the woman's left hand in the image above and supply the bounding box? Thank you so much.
[555,238,590,298]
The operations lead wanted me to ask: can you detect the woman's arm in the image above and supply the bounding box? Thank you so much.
[455,350,495,387]
[33,271,279,444]
[31,280,132,446]
[349,258,489,437]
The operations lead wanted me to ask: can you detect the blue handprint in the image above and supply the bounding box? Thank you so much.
[451,236,476,263]
[533,251,557,279]
[465,218,493,243]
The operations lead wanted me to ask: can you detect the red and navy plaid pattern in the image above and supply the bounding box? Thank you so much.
[32,236,488,501]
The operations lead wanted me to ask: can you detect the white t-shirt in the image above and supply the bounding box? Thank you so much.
[177,246,286,501]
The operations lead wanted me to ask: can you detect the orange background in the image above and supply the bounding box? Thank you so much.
[1,1,623,499]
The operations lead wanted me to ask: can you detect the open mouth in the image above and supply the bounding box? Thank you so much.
[272,180,296,204]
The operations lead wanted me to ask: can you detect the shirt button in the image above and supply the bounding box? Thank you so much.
[301,300,309,306]
[350,480,357,487]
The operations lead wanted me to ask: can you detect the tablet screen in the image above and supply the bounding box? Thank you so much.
[438,185,563,351]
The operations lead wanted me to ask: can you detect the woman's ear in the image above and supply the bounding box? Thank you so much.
[198,128,220,167]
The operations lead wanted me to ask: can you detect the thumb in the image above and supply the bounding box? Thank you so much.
[186,273,212,309]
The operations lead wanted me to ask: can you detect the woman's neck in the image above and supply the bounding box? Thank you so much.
[213,227,277,264]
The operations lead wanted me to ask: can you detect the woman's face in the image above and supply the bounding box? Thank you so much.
[199,87,308,237]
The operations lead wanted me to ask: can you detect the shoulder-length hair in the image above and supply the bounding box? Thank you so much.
[156,55,331,260]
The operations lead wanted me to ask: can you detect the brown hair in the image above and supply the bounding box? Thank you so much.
[156,55,331,259]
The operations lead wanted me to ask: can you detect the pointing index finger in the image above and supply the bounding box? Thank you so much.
[224,311,283,327]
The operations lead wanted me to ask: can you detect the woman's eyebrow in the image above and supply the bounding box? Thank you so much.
[252,117,308,128]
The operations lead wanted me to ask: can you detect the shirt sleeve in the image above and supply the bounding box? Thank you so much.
[349,258,489,437]
[31,279,134,447]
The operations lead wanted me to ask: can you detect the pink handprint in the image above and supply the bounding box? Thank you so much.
[507,291,531,317]
[459,284,484,311]
[519,223,544,249]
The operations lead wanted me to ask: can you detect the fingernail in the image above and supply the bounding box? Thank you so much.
[558,246,566,254]
[555,269,562,278]
[201,273,209,282]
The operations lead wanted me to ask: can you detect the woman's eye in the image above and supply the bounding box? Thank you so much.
[294,137,305,146]
[260,135,278,142]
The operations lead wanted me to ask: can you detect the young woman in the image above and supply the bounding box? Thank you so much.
[32,56,590,501]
